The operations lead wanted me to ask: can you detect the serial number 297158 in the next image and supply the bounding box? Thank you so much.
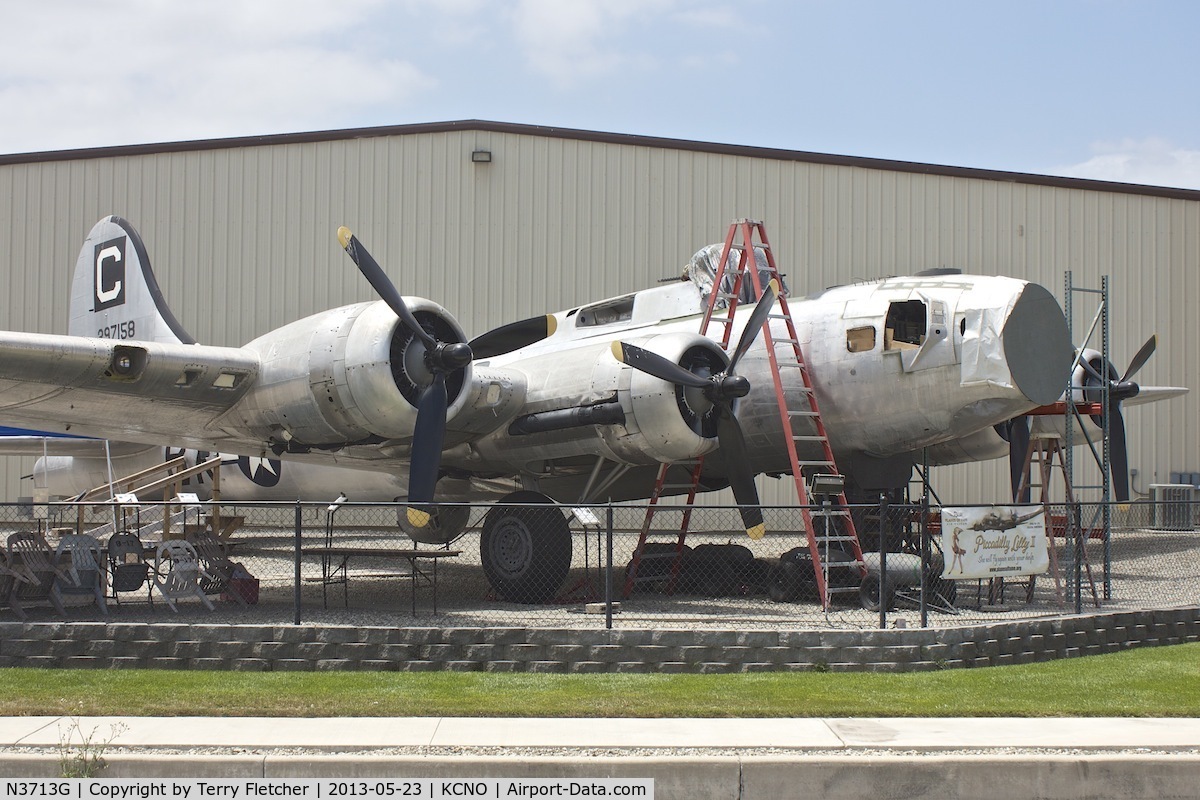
[97,320,136,339]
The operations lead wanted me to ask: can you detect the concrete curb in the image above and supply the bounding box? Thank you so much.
[3,753,1200,799]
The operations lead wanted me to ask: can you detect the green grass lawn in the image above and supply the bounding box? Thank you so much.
[2,643,1198,718]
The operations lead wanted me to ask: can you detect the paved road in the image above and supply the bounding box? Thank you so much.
[5,715,1200,750]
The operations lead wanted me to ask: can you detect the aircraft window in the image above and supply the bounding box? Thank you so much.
[884,300,926,350]
[577,295,634,327]
[846,325,876,353]
[175,369,202,387]
[212,371,246,389]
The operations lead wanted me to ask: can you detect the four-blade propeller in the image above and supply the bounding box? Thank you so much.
[612,280,780,539]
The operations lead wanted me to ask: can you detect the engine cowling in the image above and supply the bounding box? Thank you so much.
[231,299,470,448]
[603,332,731,464]
[1073,348,1120,419]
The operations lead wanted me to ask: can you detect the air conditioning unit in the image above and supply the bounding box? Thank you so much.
[1148,484,1196,531]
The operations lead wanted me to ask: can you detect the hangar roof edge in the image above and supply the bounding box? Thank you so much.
[2,118,1199,203]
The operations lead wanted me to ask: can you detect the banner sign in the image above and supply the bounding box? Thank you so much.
[941,505,1049,580]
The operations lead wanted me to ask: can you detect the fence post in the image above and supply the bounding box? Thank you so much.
[1073,501,1083,615]
[920,496,930,628]
[293,501,302,625]
[1103,499,1112,601]
[878,492,889,629]
[605,503,614,630]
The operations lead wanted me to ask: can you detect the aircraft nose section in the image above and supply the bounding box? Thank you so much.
[1002,282,1073,406]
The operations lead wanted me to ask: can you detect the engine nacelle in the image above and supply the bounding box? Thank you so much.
[602,332,730,464]
[231,299,470,448]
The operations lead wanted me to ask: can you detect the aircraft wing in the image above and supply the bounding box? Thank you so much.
[0,331,261,450]
[0,431,152,458]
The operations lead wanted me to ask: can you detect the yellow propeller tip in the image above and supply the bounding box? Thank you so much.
[747,523,766,540]
[407,507,432,528]
[610,341,624,360]
[337,226,353,249]
[546,315,558,336]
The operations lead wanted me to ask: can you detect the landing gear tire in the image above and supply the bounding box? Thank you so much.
[481,491,571,604]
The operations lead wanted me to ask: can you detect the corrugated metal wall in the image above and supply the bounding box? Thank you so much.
[2,127,1197,505]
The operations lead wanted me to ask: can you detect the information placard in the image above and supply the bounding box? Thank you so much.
[941,505,1049,579]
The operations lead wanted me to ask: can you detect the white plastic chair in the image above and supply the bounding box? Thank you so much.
[151,540,215,612]
[54,534,109,617]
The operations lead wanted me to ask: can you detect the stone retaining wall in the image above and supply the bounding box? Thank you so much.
[1,607,1198,672]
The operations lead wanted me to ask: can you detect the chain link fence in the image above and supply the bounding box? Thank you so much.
[1,497,1196,630]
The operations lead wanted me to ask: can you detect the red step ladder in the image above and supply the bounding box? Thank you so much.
[624,220,866,608]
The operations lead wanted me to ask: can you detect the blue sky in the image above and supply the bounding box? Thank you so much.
[3,0,1198,188]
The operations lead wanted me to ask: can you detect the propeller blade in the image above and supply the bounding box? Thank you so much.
[611,342,711,389]
[716,404,765,539]
[1108,401,1130,502]
[470,315,557,360]
[1121,334,1157,382]
[1006,417,1031,503]
[338,226,436,350]
[406,373,449,529]
[727,279,780,373]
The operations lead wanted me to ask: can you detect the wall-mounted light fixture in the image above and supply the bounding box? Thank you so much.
[471,149,492,163]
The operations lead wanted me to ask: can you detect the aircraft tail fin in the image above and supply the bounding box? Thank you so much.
[69,215,196,344]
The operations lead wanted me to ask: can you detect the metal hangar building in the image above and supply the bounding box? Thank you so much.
[0,119,1196,505]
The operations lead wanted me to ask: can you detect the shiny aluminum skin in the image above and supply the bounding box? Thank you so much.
[229,297,472,449]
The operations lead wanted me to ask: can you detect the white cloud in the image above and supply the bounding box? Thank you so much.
[672,4,766,34]
[0,0,765,153]
[0,0,434,153]
[509,0,673,87]
[1055,138,1200,191]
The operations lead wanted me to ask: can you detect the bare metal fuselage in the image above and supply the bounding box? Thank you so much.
[434,272,1070,499]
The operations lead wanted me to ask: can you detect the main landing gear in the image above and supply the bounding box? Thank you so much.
[480,490,572,604]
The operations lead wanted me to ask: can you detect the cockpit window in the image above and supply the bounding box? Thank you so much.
[884,300,926,349]
[576,295,634,327]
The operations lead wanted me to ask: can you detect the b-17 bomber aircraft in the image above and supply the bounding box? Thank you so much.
[0,216,1182,603]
